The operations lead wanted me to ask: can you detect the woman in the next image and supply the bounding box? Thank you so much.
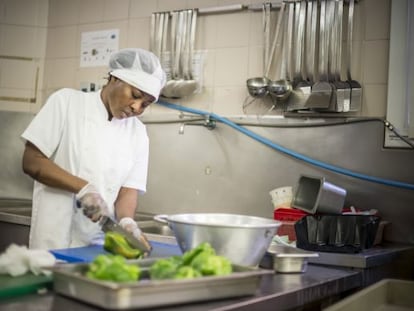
[21,48,166,249]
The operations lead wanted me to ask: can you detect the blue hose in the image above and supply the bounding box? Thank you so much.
[157,101,414,191]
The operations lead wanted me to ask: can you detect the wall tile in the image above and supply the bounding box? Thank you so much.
[46,26,78,58]
[129,0,157,18]
[0,58,37,89]
[351,0,364,43]
[189,0,219,9]
[4,0,48,27]
[247,45,263,79]
[213,86,246,116]
[362,40,389,84]
[0,98,31,112]
[215,12,250,48]
[349,39,363,82]
[0,25,46,58]
[157,0,188,12]
[127,18,151,50]
[248,10,263,47]
[44,58,78,89]
[200,49,215,87]
[104,0,129,21]
[0,0,5,21]
[219,0,246,5]
[361,84,387,117]
[196,15,218,49]
[48,0,80,26]
[148,100,182,116]
[0,87,32,99]
[363,0,391,40]
[78,0,104,25]
[214,47,249,87]
[180,85,214,111]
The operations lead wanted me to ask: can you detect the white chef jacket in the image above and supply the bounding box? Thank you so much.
[21,88,149,249]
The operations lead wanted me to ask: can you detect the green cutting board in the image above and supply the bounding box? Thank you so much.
[0,273,53,299]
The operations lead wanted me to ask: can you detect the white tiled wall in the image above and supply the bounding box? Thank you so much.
[0,0,48,113]
[0,0,391,117]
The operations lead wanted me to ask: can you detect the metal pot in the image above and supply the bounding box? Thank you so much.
[154,213,281,266]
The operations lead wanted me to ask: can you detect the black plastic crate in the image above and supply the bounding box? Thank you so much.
[294,215,381,253]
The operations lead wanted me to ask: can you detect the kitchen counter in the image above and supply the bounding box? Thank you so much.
[0,264,361,311]
[1,206,412,310]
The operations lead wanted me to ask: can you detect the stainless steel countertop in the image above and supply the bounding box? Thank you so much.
[0,264,362,311]
[308,243,414,268]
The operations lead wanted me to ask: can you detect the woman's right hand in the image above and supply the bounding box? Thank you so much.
[76,183,108,222]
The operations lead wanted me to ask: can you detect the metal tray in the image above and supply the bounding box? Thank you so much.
[51,258,272,310]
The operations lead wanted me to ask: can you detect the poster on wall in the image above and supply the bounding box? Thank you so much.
[80,29,119,67]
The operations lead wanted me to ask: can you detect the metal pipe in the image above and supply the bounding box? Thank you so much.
[154,1,360,16]
[198,4,245,15]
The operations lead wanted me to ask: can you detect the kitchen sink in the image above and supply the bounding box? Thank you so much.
[138,221,174,236]
[137,220,177,245]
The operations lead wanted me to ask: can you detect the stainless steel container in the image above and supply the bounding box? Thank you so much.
[155,213,281,267]
[291,175,347,214]
[260,245,319,273]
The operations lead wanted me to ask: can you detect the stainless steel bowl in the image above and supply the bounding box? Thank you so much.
[154,213,281,267]
[246,77,270,98]
[268,79,292,101]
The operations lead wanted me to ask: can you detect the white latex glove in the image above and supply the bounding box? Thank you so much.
[76,183,109,222]
[119,217,142,239]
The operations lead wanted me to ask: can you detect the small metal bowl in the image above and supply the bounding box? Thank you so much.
[246,77,270,98]
[268,79,292,101]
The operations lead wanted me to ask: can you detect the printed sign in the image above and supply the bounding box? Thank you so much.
[80,29,119,67]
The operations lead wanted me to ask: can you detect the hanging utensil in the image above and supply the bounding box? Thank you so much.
[161,11,177,98]
[306,0,317,87]
[307,0,332,109]
[323,0,339,111]
[162,10,185,98]
[180,9,199,96]
[332,0,351,112]
[268,1,293,109]
[150,13,157,55]
[288,0,310,111]
[346,0,362,112]
[244,4,272,112]
[267,2,291,103]
[265,2,285,77]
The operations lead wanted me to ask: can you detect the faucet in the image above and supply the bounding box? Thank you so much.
[178,114,216,134]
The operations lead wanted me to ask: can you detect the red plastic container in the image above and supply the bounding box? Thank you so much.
[274,208,308,222]
[273,208,308,241]
[277,221,297,241]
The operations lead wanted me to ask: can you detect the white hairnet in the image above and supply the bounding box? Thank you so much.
[108,48,166,101]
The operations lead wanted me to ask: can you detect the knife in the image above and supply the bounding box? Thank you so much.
[99,216,152,254]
